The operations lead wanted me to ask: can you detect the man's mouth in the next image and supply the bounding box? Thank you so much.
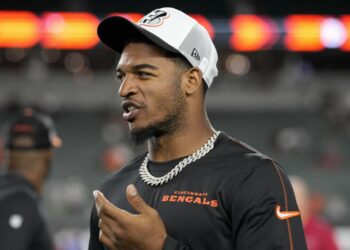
[122,101,142,122]
[126,105,136,112]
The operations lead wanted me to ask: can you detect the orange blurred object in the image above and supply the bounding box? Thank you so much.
[0,11,40,48]
[41,12,100,49]
[230,15,278,51]
[340,15,350,51]
[284,15,325,51]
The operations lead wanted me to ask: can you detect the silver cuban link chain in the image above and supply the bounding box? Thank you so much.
[139,131,221,186]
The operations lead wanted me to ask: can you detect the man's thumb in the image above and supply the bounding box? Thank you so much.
[126,184,149,214]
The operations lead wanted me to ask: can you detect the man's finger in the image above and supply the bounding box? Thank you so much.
[99,229,118,249]
[98,218,113,240]
[126,184,152,214]
[94,190,123,218]
[93,190,111,214]
[94,190,132,225]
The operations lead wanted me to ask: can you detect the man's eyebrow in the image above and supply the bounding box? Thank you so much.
[116,64,159,74]
[133,64,159,70]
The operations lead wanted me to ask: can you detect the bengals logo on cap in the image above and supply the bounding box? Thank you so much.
[138,9,170,27]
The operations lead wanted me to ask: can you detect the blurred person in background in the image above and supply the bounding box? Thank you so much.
[89,7,306,250]
[290,175,339,250]
[0,139,4,172]
[101,143,134,173]
[0,108,61,250]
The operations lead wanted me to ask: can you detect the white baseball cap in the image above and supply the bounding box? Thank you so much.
[97,7,218,87]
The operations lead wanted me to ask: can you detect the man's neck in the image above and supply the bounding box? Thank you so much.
[147,125,214,162]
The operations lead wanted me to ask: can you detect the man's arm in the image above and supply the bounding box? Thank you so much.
[232,160,307,250]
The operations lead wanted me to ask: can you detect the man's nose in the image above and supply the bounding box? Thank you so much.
[118,74,137,98]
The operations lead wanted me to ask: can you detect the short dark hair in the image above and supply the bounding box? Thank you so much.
[164,51,191,72]
[165,52,208,96]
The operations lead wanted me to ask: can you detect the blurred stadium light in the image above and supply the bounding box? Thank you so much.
[1,11,350,51]
[229,15,278,51]
[41,12,100,49]
[341,15,350,51]
[0,11,40,48]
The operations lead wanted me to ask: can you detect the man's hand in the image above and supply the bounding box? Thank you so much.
[94,184,167,250]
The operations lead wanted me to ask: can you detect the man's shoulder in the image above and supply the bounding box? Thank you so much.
[210,132,293,189]
[213,132,275,169]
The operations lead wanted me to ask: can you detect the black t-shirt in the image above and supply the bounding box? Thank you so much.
[89,132,307,250]
[0,173,54,250]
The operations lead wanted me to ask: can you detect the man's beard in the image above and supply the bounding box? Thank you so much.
[129,82,187,145]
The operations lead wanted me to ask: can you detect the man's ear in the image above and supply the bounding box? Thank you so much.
[182,68,202,95]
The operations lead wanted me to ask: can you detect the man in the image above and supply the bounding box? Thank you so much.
[0,108,61,249]
[290,176,339,250]
[89,7,307,249]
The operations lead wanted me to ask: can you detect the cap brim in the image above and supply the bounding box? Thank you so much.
[97,16,178,54]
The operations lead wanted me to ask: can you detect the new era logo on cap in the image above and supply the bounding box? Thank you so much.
[191,48,200,61]
[97,7,219,87]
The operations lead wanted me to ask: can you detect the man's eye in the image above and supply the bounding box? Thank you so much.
[138,72,151,78]
[115,72,124,81]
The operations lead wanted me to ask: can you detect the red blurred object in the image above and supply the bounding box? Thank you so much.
[304,216,339,250]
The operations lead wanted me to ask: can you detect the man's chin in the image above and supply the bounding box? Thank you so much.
[129,127,154,145]
[128,105,185,146]
[129,123,170,146]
